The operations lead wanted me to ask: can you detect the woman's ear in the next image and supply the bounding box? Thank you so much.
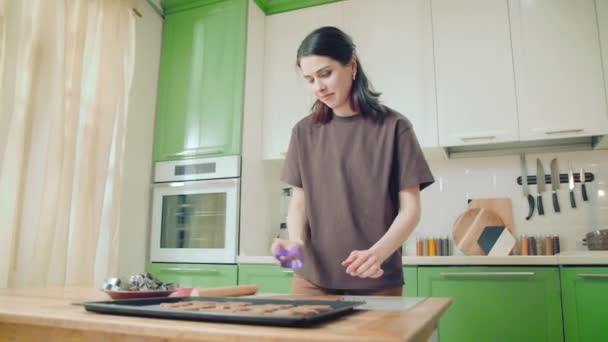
[350,58,358,80]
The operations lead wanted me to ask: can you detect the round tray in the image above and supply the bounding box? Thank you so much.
[103,289,176,300]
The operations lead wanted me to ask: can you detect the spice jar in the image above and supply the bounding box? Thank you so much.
[429,238,437,256]
[544,236,554,255]
[416,238,423,256]
[521,236,529,256]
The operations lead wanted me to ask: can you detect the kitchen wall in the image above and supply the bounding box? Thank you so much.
[240,146,608,257]
[117,0,162,278]
[240,0,275,256]
[239,0,608,258]
[129,0,608,262]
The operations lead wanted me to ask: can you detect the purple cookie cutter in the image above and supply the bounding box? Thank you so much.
[273,245,303,269]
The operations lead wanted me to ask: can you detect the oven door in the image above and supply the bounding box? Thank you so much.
[150,178,239,263]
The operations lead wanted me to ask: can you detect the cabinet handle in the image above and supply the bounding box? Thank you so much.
[578,273,608,279]
[460,135,496,142]
[439,272,535,278]
[283,270,294,275]
[159,267,220,274]
[544,128,584,135]
[165,147,223,158]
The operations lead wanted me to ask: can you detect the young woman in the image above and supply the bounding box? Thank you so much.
[272,26,434,296]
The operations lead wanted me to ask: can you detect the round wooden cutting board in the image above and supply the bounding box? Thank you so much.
[452,207,505,256]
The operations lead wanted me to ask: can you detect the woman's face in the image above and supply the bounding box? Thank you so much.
[299,55,356,115]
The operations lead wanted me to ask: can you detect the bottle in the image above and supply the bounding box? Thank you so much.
[279,187,292,224]
[277,222,289,240]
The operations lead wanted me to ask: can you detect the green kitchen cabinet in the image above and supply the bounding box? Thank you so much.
[154,0,247,161]
[238,265,418,295]
[403,266,417,297]
[238,264,293,294]
[418,266,563,342]
[561,266,608,342]
[147,263,237,287]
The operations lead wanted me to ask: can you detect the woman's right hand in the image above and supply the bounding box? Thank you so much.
[271,238,303,265]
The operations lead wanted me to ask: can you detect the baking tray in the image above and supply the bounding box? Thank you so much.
[83,296,365,327]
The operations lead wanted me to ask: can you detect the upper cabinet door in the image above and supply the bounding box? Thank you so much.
[432,0,519,147]
[511,0,608,141]
[598,0,608,108]
[154,0,247,161]
[343,0,438,149]
[262,3,343,160]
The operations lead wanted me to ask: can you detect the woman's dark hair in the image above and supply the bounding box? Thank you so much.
[296,26,387,124]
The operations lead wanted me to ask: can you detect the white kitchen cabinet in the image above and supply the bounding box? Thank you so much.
[343,0,438,148]
[262,3,343,160]
[432,0,519,147]
[511,0,608,141]
[595,0,608,136]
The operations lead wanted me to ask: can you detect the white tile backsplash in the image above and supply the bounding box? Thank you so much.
[409,149,608,255]
[239,149,608,257]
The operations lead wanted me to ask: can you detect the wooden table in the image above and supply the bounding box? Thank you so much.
[0,287,451,341]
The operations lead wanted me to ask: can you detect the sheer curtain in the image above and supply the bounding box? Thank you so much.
[0,0,136,287]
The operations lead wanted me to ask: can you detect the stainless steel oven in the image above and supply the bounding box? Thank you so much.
[150,156,240,264]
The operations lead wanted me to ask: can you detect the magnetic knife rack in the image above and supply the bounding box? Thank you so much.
[516,172,594,186]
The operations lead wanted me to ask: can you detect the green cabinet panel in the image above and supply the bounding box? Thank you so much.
[254,0,342,15]
[418,266,563,342]
[561,266,608,342]
[403,266,417,297]
[154,0,247,161]
[147,263,237,287]
[163,0,230,15]
[238,264,293,294]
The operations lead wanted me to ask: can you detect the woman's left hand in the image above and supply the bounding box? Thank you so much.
[341,250,384,278]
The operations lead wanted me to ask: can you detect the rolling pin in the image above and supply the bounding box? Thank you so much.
[171,284,258,297]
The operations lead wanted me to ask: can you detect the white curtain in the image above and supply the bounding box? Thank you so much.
[0,0,136,287]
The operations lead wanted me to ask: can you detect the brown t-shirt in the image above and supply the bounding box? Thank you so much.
[281,108,434,290]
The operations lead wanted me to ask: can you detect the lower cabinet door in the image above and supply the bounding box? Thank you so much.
[238,265,294,294]
[147,263,237,287]
[403,266,417,297]
[561,266,608,342]
[418,266,563,342]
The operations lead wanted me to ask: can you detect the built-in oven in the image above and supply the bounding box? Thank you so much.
[150,156,240,264]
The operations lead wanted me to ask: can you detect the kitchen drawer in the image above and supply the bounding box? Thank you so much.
[147,263,237,287]
[561,266,608,342]
[237,265,293,294]
[418,266,563,342]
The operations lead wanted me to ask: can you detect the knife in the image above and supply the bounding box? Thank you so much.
[550,158,561,213]
[536,158,545,216]
[520,154,534,220]
[580,168,588,201]
[568,163,576,208]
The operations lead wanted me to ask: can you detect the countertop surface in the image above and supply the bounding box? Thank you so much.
[0,287,451,342]
[237,251,608,266]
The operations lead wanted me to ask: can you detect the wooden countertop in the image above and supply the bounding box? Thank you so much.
[238,253,608,265]
[0,287,452,342]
